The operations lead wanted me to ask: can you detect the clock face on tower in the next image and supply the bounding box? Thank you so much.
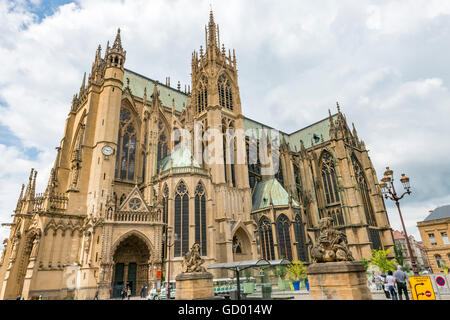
[101,145,114,156]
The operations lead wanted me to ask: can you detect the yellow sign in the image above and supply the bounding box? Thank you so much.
[409,276,436,300]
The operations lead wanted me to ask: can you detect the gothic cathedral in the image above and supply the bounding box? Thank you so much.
[0,12,394,300]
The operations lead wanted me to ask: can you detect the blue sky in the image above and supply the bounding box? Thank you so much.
[1,0,450,249]
[16,0,74,22]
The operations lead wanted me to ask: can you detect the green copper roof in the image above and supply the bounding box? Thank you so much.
[124,68,336,151]
[243,115,337,151]
[251,178,299,211]
[124,69,188,112]
[287,115,336,150]
[160,146,201,172]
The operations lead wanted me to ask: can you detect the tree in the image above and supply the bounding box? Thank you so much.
[369,249,397,273]
[393,242,404,267]
[286,260,307,281]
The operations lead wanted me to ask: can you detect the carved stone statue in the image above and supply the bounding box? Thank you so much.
[311,217,354,263]
[182,243,206,273]
[9,231,21,261]
[30,231,42,258]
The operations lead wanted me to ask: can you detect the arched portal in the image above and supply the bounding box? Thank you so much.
[111,234,151,298]
[232,227,252,262]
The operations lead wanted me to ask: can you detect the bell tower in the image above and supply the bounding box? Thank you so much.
[191,11,248,189]
[85,28,126,219]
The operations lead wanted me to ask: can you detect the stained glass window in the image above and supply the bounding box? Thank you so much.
[174,182,189,257]
[276,214,292,261]
[293,213,309,262]
[195,183,207,256]
[320,151,344,226]
[115,107,137,181]
[259,216,275,260]
[351,154,376,226]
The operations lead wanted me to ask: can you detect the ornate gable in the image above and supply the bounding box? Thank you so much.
[117,185,151,213]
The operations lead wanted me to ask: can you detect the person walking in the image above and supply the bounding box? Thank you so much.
[379,272,390,299]
[127,286,131,300]
[385,270,398,300]
[142,283,148,298]
[121,286,126,300]
[94,288,99,300]
[393,265,409,300]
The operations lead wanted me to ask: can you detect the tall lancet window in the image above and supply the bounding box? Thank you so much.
[174,181,189,257]
[115,108,137,181]
[293,162,302,201]
[195,183,207,256]
[162,185,169,260]
[222,119,236,187]
[351,154,377,227]
[247,139,261,189]
[218,74,233,111]
[259,216,275,260]
[293,213,309,262]
[320,151,344,226]
[276,214,293,261]
[197,77,208,113]
[157,121,168,173]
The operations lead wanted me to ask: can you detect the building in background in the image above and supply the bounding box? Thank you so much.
[0,11,394,300]
[417,205,450,273]
[392,230,429,271]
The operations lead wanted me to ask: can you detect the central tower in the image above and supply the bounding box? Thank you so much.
[191,11,248,190]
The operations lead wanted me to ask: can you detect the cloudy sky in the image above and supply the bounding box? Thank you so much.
[1,0,449,249]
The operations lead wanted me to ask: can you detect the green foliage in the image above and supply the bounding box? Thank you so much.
[393,242,404,267]
[361,258,369,270]
[272,266,288,279]
[286,260,307,281]
[369,249,398,273]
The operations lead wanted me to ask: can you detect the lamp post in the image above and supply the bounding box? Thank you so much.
[163,229,178,299]
[379,167,419,275]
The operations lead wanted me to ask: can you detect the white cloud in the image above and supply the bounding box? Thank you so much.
[1,0,450,251]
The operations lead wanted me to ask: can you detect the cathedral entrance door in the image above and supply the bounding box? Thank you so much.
[112,234,151,298]
[112,263,124,298]
[127,262,137,296]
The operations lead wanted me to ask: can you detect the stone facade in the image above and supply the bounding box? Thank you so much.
[417,206,450,273]
[0,11,394,300]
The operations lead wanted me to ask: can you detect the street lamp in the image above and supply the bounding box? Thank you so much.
[163,229,178,299]
[380,166,419,275]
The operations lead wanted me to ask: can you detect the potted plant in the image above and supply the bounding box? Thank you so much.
[286,260,307,291]
[304,275,309,292]
[272,266,288,291]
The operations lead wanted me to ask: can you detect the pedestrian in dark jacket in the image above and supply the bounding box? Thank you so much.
[393,265,409,300]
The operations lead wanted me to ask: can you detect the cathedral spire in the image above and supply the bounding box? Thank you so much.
[207,9,218,49]
[31,170,37,197]
[79,72,86,96]
[105,28,126,69]
[14,184,25,213]
[24,168,34,199]
[112,28,123,51]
